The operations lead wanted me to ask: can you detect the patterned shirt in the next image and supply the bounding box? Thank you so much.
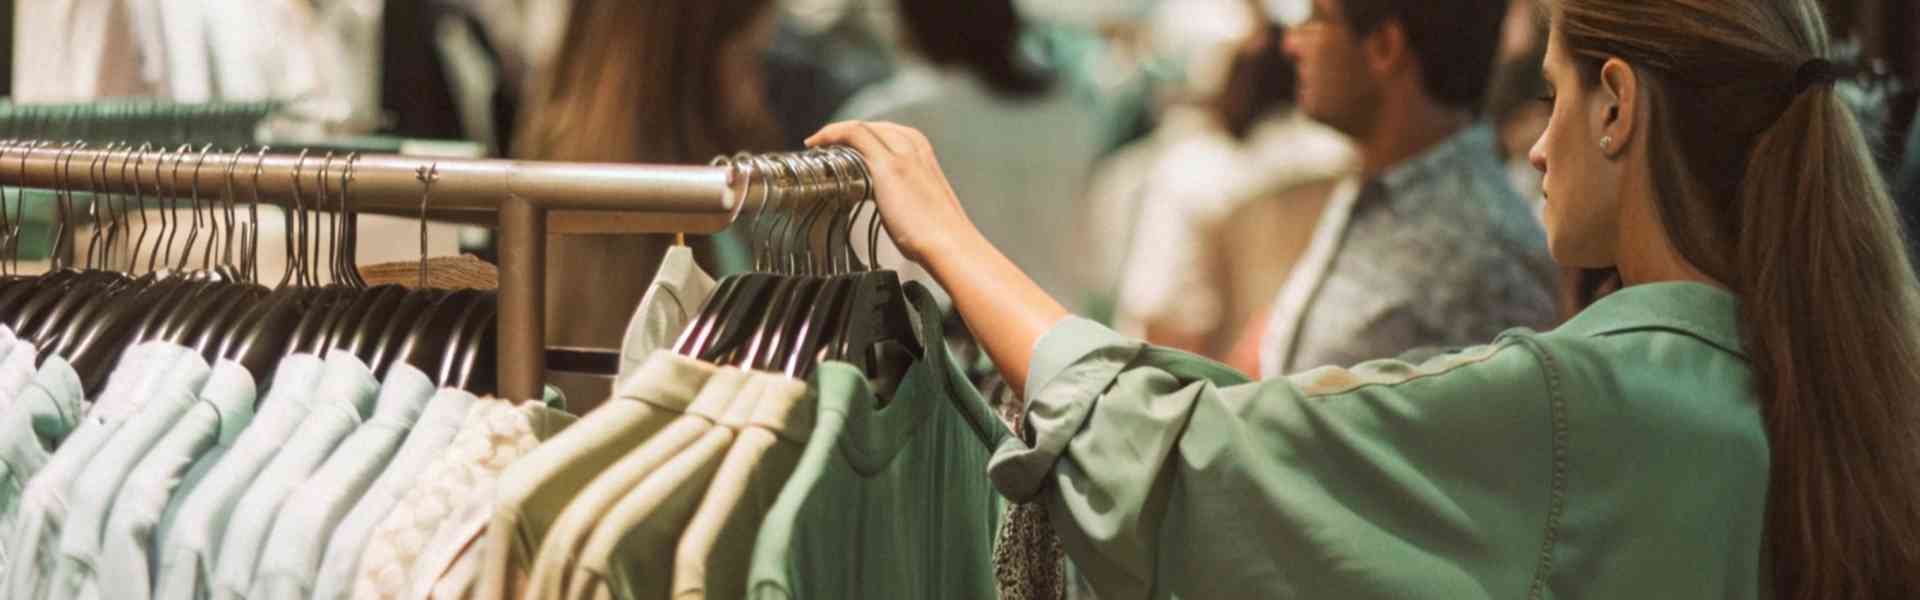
[1260,124,1557,376]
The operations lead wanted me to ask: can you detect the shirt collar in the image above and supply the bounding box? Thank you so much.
[1365,123,1503,209]
[1557,281,1746,359]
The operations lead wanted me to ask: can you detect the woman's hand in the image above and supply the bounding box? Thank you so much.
[806,120,1069,397]
[805,121,978,264]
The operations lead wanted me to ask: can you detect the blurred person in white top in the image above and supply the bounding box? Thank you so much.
[836,0,1104,311]
[1098,0,1354,350]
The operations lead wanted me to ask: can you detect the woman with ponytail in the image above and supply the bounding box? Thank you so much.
[806,0,1920,597]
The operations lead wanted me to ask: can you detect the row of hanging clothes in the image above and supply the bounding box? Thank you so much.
[0,139,1032,600]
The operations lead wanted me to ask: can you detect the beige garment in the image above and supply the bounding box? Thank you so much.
[412,401,578,600]
[669,375,812,600]
[522,367,751,600]
[566,374,764,600]
[477,351,716,600]
[352,398,575,600]
[1195,177,1341,356]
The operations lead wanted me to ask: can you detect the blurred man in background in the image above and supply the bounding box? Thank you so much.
[1250,0,1556,376]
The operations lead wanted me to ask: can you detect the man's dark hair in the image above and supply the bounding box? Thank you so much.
[1340,0,1506,112]
[895,0,1052,100]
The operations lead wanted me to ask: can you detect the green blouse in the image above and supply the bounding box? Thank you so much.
[986,282,1768,599]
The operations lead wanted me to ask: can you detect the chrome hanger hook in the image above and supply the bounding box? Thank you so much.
[186,144,213,272]
[249,146,270,285]
[415,161,439,288]
[284,149,309,289]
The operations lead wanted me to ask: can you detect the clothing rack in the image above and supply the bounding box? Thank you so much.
[0,142,782,401]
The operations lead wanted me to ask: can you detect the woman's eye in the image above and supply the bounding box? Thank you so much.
[1536,94,1557,106]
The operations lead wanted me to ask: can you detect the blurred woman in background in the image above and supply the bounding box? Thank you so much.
[514,0,783,402]
[835,0,1103,309]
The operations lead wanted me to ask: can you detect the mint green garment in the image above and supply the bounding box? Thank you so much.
[0,354,83,581]
[95,359,256,600]
[210,352,379,600]
[747,282,1002,600]
[986,282,1768,599]
[152,353,325,600]
[49,347,212,600]
[4,345,171,600]
[249,362,436,599]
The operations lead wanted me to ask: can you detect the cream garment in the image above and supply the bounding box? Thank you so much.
[670,375,812,600]
[12,0,159,101]
[567,373,764,600]
[475,351,716,600]
[351,399,574,600]
[615,245,716,390]
[523,367,752,600]
[407,401,577,600]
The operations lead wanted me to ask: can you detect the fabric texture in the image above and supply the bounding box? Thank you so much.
[746,282,1002,600]
[95,359,256,600]
[992,385,1065,600]
[249,362,437,600]
[48,348,212,600]
[209,352,379,600]
[616,245,715,389]
[1258,124,1557,377]
[151,353,324,600]
[669,374,813,600]
[474,351,715,600]
[310,387,479,600]
[3,350,151,600]
[0,353,84,586]
[524,364,744,600]
[567,373,763,600]
[352,399,574,600]
[997,282,1765,599]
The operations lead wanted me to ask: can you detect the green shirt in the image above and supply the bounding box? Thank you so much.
[748,282,1003,600]
[988,282,1768,599]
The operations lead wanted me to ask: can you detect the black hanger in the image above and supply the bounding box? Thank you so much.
[392,288,482,386]
[434,292,492,387]
[369,287,447,380]
[340,284,408,363]
[449,293,497,392]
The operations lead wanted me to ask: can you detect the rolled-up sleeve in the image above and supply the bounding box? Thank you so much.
[989,317,1561,600]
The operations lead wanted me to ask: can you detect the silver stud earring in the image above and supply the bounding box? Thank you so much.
[1599,136,1614,152]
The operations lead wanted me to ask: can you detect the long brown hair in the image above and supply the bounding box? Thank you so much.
[515,0,782,163]
[1555,1,1920,597]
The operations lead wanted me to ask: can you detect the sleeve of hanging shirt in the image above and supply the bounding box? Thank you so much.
[985,317,1559,600]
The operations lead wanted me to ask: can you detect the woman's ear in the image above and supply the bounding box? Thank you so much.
[1594,58,1639,157]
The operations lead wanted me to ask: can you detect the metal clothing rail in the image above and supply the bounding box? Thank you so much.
[0,142,755,401]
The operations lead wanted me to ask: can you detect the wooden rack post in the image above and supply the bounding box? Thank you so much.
[0,143,749,401]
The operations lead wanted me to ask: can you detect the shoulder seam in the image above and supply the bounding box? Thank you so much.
[1510,335,1567,600]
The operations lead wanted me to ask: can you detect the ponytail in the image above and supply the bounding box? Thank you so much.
[1733,84,1920,598]
[1555,1,1920,597]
